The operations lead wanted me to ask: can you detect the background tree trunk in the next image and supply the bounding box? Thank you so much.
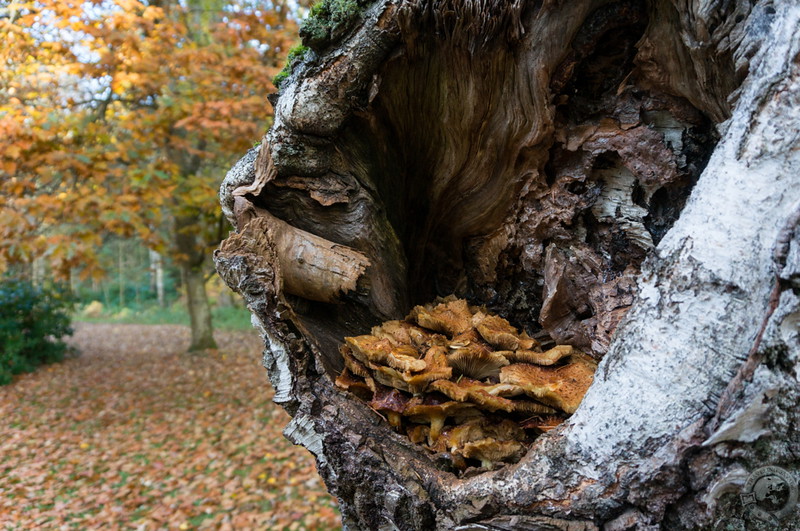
[176,215,217,352]
[215,1,800,529]
[149,249,165,308]
[118,240,126,308]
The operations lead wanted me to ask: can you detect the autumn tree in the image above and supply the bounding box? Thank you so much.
[215,0,800,529]
[0,0,296,350]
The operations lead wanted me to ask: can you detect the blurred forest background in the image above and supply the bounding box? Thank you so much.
[0,0,343,528]
[0,0,305,347]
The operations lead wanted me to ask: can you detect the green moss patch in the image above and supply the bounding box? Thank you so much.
[299,0,370,51]
[273,44,310,89]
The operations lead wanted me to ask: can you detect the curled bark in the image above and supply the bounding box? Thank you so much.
[232,197,370,304]
[216,1,800,529]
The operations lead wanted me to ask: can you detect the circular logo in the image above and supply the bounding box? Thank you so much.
[741,466,799,524]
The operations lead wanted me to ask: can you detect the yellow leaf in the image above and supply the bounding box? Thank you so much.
[6,145,21,159]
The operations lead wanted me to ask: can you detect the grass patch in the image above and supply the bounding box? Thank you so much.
[212,306,254,331]
[74,304,253,331]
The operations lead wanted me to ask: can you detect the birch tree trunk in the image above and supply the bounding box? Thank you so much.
[149,249,165,308]
[215,1,800,529]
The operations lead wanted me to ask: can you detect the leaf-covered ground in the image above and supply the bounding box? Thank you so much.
[0,323,342,530]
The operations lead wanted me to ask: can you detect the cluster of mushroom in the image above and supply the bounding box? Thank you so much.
[335,297,597,471]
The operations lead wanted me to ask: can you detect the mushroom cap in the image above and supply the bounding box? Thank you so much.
[473,313,522,350]
[430,378,556,414]
[340,346,373,379]
[520,415,565,432]
[404,399,478,422]
[406,424,430,444]
[517,331,540,351]
[371,319,415,346]
[371,361,452,395]
[408,298,474,337]
[482,383,526,398]
[403,392,479,419]
[372,320,447,351]
[511,400,559,415]
[460,438,527,467]
[429,378,517,413]
[371,365,413,392]
[433,421,483,453]
[423,345,450,369]
[434,418,527,468]
[501,345,576,366]
[393,344,423,359]
[335,368,374,400]
[499,357,596,414]
[345,335,426,372]
[448,328,489,350]
[445,417,525,443]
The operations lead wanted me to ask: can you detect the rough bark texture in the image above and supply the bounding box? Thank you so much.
[215,0,800,529]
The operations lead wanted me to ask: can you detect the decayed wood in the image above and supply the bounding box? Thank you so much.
[215,0,800,529]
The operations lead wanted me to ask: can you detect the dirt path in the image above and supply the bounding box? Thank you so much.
[0,323,341,530]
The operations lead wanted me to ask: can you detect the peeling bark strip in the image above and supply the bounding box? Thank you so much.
[233,196,371,303]
[215,1,800,529]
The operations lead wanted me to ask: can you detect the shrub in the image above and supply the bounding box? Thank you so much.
[0,280,74,385]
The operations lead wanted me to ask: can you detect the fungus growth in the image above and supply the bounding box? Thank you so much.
[335,297,597,472]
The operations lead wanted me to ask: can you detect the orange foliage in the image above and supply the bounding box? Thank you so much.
[0,0,297,278]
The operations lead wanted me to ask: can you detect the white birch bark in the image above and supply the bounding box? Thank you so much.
[149,249,165,307]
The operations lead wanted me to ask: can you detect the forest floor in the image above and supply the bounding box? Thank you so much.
[0,323,342,530]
